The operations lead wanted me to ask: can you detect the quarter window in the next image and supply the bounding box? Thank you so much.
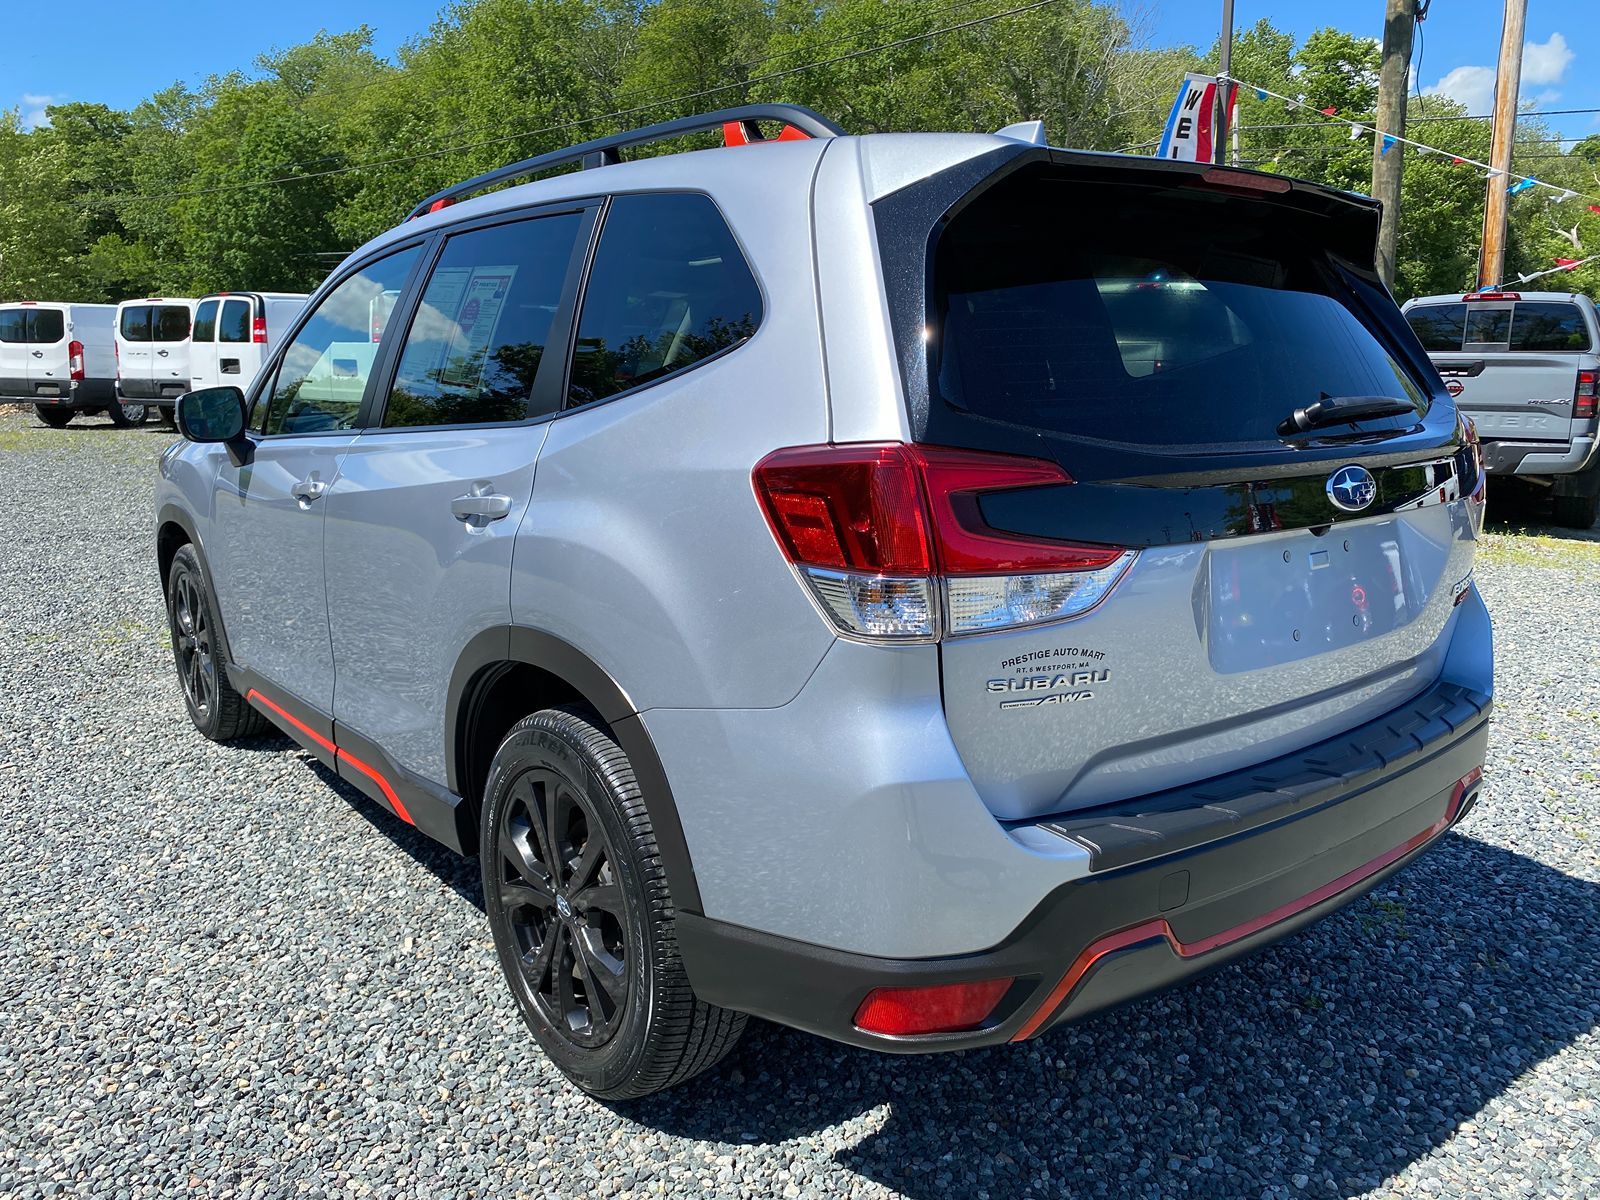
[260,247,421,436]
[567,192,761,407]
[384,212,584,428]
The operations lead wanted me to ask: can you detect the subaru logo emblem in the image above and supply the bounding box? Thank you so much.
[1326,464,1377,512]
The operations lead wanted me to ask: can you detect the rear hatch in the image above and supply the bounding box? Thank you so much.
[872,153,1479,821]
[1405,297,1587,444]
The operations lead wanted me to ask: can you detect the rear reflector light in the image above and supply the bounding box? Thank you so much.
[753,444,1133,640]
[853,978,1013,1036]
[251,315,268,344]
[1577,369,1597,420]
[68,340,85,381]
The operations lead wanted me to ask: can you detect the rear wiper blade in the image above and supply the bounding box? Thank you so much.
[1277,395,1416,437]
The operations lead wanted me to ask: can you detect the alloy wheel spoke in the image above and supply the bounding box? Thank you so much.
[501,817,553,893]
[567,835,604,895]
[575,883,624,918]
[500,878,556,914]
[523,920,560,991]
[546,784,578,886]
[574,926,626,1008]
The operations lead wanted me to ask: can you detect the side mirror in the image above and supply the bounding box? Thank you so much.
[176,386,247,443]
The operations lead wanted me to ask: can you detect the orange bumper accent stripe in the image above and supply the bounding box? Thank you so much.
[246,689,414,826]
[1011,767,1483,1042]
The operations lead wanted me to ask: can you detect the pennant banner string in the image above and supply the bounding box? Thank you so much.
[1233,78,1600,209]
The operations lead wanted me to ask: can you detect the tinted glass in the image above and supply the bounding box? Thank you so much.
[28,309,64,344]
[385,213,582,428]
[0,310,26,343]
[192,299,218,343]
[1511,302,1592,352]
[1464,307,1511,345]
[154,305,191,341]
[219,298,251,344]
[931,174,1425,448]
[261,247,420,436]
[120,306,152,342]
[568,193,761,406]
[1405,303,1466,351]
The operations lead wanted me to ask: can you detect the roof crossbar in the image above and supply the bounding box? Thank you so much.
[406,104,845,220]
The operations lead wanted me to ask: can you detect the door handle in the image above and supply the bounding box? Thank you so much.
[157,349,170,357]
[290,478,327,504]
[30,350,42,358]
[451,485,513,525]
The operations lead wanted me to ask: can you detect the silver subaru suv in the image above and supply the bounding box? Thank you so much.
[157,105,1493,1099]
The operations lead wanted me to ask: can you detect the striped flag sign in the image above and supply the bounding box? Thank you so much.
[1157,73,1238,162]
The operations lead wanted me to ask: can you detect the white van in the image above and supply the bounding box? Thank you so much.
[187,292,309,394]
[0,301,119,427]
[115,298,195,423]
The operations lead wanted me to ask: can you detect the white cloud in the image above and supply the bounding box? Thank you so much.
[1425,65,1496,114]
[1521,32,1573,86]
[17,93,62,130]
[1423,30,1573,115]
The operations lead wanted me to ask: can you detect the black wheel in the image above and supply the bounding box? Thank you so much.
[165,544,266,741]
[157,406,177,428]
[482,706,745,1099]
[109,400,148,427]
[35,406,72,428]
[1552,490,1599,530]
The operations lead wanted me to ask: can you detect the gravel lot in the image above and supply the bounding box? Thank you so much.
[1,403,1596,1200]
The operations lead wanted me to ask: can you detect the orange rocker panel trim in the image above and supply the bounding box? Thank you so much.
[246,689,415,826]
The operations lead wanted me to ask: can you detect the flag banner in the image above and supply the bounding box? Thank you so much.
[1157,73,1236,162]
[1508,178,1537,195]
[1381,134,1396,155]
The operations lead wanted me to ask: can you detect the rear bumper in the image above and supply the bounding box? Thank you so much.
[1482,434,1596,476]
[117,378,188,403]
[678,680,1489,1052]
[4,378,116,409]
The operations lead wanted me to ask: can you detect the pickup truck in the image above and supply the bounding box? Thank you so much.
[1403,290,1600,528]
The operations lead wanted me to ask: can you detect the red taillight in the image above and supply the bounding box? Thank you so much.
[68,340,85,381]
[853,978,1013,1036]
[1577,369,1597,420]
[753,443,1133,639]
[1462,291,1520,301]
[251,315,267,344]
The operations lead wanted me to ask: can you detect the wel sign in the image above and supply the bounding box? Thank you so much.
[1157,73,1237,162]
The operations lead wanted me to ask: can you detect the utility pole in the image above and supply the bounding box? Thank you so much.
[1479,0,1527,289]
[1214,0,1234,165]
[1371,0,1417,289]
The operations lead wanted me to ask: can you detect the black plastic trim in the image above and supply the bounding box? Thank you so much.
[446,626,703,913]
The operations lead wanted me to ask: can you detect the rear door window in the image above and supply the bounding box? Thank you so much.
[153,305,191,342]
[0,311,26,342]
[1405,304,1466,351]
[192,300,219,343]
[930,174,1424,449]
[384,211,584,427]
[27,309,65,344]
[120,306,152,342]
[219,299,251,344]
[567,192,762,406]
[1510,302,1592,351]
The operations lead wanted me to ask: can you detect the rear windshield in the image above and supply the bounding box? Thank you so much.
[192,299,218,343]
[120,306,151,341]
[153,305,191,341]
[931,173,1424,448]
[1406,300,1593,352]
[0,311,24,343]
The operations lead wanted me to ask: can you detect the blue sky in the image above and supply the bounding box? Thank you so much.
[7,0,1597,146]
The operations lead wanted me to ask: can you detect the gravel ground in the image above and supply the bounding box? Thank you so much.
[0,403,1596,1200]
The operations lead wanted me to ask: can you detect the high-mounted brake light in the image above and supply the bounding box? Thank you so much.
[1196,167,1291,194]
[1462,291,1520,301]
[251,315,268,344]
[854,978,1013,1036]
[1576,369,1597,420]
[68,340,85,382]
[753,444,1134,640]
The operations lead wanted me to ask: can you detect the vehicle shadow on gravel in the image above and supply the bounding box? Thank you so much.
[617,831,1599,1199]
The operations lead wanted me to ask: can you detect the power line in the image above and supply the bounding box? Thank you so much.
[92,0,1067,210]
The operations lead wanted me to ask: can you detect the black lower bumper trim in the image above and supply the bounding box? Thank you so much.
[679,695,1489,1053]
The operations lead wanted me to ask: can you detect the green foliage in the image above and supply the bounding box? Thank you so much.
[0,3,1595,304]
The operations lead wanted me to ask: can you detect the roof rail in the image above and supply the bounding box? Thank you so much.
[406,104,846,221]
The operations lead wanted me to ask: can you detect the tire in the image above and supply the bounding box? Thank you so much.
[109,400,148,427]
[164,544,267,741]
[481,706,745,1099]
[35,406,72,428]
[1552,490,1599,530]
[157,406,177,428]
